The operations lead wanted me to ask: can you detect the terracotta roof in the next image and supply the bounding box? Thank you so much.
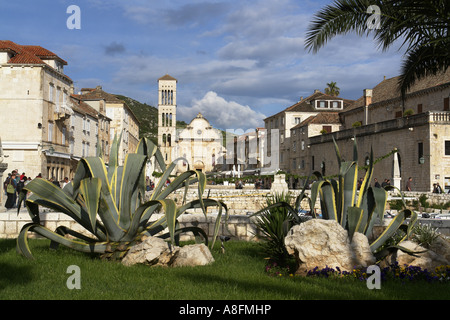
[265,90,354,120]
[78,86,124,103]
[77,86,140,124]
[70,95,100,119]
[343,69,450,113]
[0,40,67,65]
[291,112,341,130]
[158,74,177,81]
[21,45,67,65]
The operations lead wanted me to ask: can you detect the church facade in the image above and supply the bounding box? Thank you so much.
[157,75,224,174]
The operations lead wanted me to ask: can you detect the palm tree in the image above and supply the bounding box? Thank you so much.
[325,81,340,96]
[305,0,449,100]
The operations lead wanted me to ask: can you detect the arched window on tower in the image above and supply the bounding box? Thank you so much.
[168,134,171,147]
[169,113,172,127]
[163,134,167,146]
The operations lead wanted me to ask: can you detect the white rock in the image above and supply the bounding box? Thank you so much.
[285,219,375,275]
[121,236,214,267]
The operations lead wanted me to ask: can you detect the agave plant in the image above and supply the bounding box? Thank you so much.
[308,137,418,257]
[251,184,312,265]
[16,135,227,260]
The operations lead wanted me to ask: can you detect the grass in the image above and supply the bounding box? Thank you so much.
[0,238,449,300]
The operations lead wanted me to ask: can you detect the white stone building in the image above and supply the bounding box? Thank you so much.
[156,75,225,173]
[68,95,111,173]
[263,90,354,173]
[0,40,74,180]
[175,113,224,173]
[76,86,140,165]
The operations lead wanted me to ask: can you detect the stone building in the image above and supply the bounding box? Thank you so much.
[0,40,74,180]
[290,112,342,179]
[175,113,224,173]
[68,95,111,174]
[309,70,450,192]
[156,75,225,174]
[157,74,178,167]
[76,86,140,165]
[263,90,354,173]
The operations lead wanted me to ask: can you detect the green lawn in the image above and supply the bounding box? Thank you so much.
[0,238,448,300]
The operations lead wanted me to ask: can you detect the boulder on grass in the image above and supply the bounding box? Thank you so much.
[171,243,215,267]
[122,236,214,267]
[284,219,376,275]
[379,240,449,271]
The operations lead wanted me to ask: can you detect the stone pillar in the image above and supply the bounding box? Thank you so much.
[0,163,8,205]
[393,151,401,190]
[270,173,289,194]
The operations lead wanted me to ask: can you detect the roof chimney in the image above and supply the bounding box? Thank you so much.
[364,89,373,106]
[314,89,320,93]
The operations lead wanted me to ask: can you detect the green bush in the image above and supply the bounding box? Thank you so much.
[254,192,296,267]
[419,194,429,208]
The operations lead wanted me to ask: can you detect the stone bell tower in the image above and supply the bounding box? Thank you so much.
[157,74,177,166]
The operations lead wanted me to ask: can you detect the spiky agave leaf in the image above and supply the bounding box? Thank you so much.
[17,223,108,260]
[17,178,106,239]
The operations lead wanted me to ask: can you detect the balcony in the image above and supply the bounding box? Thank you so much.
[54,104,73,121]
[309,111,450,145]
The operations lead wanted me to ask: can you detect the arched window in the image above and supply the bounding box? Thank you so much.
[168,134,171,147]
[163,134,166,146]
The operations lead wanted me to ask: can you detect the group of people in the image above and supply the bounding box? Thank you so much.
[3,170,72,210]
[432,182,448,194]
[3,170,32,209]
[371,178,392,189]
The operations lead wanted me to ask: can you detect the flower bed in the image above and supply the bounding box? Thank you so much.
[265,262,450,283]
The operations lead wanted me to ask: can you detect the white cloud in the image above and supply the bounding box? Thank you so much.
[178,91,266,130]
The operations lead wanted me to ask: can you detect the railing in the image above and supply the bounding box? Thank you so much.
[310,111,450,145]
[430,111,450,122]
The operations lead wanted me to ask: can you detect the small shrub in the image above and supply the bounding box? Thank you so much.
[419,194,429,208]
[255,193,296,267]
[388,199,404,211]
[403,108,414,116]
[411,224,440,248]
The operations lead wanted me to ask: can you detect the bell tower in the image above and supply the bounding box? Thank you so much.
[157,74,177,166]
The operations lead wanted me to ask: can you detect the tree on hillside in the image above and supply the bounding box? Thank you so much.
[325,81,340,96]
[305,0,450,100]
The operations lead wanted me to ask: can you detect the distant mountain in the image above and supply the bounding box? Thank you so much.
[115,95,187,144]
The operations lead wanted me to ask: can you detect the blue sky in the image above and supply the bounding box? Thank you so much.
[1,0,406,130]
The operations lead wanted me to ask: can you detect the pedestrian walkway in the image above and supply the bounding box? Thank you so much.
[0,197,28,214]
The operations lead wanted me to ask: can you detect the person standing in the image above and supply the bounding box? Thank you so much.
[61,177,70,188]
[374,178,381,188]
[5,172,17,209]
[406,177,412,191]
[435,183,443,194]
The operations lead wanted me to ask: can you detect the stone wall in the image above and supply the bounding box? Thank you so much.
[2,209,450,242]
[2,189,449,240]
[0,210,261,241]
